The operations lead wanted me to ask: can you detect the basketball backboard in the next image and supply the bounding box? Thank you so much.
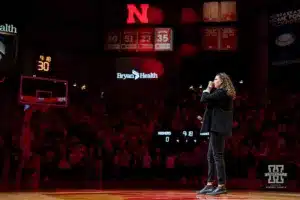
[19,76,68,107]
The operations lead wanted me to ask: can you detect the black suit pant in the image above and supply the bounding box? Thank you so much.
[207,132,226,185]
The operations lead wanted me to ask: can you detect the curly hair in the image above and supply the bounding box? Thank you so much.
[217,73,236,99]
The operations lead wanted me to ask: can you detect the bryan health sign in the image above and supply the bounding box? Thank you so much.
[116,70,158,80]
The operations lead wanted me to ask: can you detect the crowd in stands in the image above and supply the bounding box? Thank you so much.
[0,85,300,190]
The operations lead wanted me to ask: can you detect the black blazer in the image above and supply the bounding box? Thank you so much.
[200,88,233,136]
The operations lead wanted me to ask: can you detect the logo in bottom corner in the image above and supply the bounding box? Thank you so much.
[264,165,287,189]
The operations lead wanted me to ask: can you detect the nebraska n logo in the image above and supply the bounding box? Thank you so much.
[126,4,149,24]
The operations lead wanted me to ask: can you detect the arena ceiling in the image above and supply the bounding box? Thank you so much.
[2,0,295,51]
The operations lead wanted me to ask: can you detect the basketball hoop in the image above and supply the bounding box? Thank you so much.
[19,76,68,108]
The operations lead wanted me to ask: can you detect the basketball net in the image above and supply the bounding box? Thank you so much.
[39,105,50,113]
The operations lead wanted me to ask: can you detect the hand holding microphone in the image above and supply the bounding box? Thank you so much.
[206,81,214,92]
[208,81,214,89]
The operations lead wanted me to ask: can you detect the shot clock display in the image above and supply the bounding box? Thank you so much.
[37,55,51,72]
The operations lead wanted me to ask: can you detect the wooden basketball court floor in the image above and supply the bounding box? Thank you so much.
[0,190,299,200]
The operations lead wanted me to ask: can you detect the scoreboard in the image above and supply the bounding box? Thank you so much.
[153,130,209,151]
[105,27,173,52]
